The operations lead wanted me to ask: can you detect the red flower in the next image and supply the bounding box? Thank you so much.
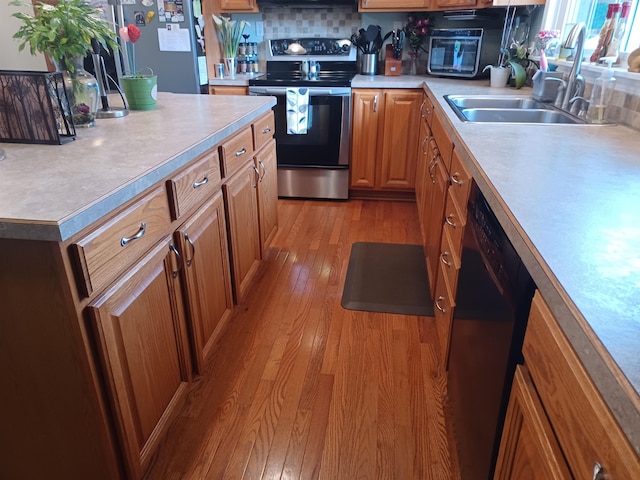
[127,24,141,43]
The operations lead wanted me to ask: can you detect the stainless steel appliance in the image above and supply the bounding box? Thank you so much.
[447,181,536,479]
[248,38,356,200]
[427,28,501,78]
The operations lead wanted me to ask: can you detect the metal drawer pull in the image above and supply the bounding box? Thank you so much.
[451,172,464,186]
[422,136,429,155]
[440,251,452,267]
[424,107,431,116]
[445,214,457,228]
[373,94,378,113]
[193,175,209,188]
[435,296,446,313]
[251,164,260,188]
[592,462,605,480]
[184,232,195,267]
[258,159,266,181]
[235,147,247,157]
[262,127,271,134]
[169,242,183,278]
[120,222,146,247]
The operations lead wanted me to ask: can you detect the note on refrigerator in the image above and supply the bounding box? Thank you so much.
[157,26,191,52]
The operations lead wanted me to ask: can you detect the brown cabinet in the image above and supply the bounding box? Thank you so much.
[223,159,261,303]
[219,0,258,12]
[209,86,249,95]
[88,238,192,480]
[175,193,234,373]
[495,291,640,479]
[351,88,422,197]
[255,139,278,255]
[358,0,431,11]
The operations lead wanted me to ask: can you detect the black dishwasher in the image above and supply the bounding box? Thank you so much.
[447,181,536,480]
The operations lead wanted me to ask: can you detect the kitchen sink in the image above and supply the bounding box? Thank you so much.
[445,95,547,110]
[443,94,593,125]
[459,108,584,124]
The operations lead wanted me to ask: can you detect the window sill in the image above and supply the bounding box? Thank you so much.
[548,59,640,94]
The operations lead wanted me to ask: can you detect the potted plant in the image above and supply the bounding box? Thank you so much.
[118,23,157,110]
[403,13,432,75]
[482,7,526,89]
[11,0,119,126]
[212,14,250,78]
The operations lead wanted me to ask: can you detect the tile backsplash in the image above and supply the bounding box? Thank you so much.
[262,7,362,38]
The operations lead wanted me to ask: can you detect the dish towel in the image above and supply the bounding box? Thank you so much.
[286,87,309,134]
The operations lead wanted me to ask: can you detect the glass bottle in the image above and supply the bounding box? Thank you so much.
[55,56,100,128]
[608,1,632,64]
[590,3,618,63]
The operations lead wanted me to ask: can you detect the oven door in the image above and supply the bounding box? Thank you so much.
[248,86,351,169]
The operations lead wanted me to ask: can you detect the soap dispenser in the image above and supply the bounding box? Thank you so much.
[587,57,616,124]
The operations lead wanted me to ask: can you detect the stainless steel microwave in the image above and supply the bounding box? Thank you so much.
[428,28,501,78]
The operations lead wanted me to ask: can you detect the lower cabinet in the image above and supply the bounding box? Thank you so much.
[351,88,422,197]
[209,86,249,95]
[87,237,192,480]
[495,291,640,479]
[175,192,234,373]
[223,159,262,303]
[255,139,279,255]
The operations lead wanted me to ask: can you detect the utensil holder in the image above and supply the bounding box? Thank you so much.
[360,54,378,76]
[532,71,565,102]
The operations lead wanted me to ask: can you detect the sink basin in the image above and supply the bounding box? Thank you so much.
[460,108,585,124]
[445,95,547,110]
[443,94,592,125]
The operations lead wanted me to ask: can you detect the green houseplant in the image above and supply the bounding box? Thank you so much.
[11,0,119,126]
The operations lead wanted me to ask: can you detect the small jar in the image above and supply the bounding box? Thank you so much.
[247,42,257,57]
[249,59,259,73]
[237,43,247,56]
[238,60,248,73]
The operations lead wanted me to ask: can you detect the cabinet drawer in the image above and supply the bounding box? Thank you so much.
[220,127,254,178]
[523,291,640,479]
[442,188,466,256]
[439,225,461,297]
[449,148,472,211]
[252,111,275,152]
[72,186,172,297]
[432,113,453,172]
[167,149,222,220]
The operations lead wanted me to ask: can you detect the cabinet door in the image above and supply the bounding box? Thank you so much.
[223,161,261,303]
[359,0,431,10]
[88,238,191,480]
[255,139,279,255]
[494,365,571,479]
[176,193,234,373]
[378,89,422,190]
[219,0,258,12]
[425,157,448,299]
[416,113,432,246]
[351,89,382,189]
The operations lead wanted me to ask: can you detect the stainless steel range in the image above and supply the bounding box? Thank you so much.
[249,38,356,200]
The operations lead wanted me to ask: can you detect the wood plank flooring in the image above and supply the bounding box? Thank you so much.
[144,199,457,480]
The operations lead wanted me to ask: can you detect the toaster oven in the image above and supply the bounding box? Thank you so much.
[428,28,501,78]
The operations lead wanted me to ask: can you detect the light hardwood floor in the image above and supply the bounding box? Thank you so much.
[144,199,457,480]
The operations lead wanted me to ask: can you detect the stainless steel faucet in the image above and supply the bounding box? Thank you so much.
[560,22,587,110]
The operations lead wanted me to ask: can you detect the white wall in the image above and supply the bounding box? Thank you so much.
[1,2,47,71]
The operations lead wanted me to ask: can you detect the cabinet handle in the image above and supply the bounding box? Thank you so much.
[184,232,195,267]
[429,157,439,183]
[592,462,605,480]
[262,127,271,134]
[373,94,378,113]
[435,295,446,313]
[120,222,146,247]
[251,164,260,188]
[422,136,429,155]
[193,175,209,188]
[235,147,247,157]
[440,251,452,268]
[424,107,431,117]
[445,213,457,228]
[420,98,426,116]
[451,172,464,186]
[169,242,183,278]
[258,159,266,182]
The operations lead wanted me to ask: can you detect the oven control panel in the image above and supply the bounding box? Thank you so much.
[268,38,355,59]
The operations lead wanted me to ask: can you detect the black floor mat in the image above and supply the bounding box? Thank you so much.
[341,242,434,316]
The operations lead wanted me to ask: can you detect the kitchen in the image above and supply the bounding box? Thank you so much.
[1,0,640,479]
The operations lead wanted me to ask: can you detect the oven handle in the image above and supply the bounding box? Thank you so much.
[249,86,351,96]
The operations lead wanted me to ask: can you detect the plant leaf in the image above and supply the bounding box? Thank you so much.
[508,60,526,89]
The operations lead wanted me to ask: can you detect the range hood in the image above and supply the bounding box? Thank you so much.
[258,0,356,7]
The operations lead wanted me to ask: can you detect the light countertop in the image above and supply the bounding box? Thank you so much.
[420,76,640,456]
[0,93,276,242]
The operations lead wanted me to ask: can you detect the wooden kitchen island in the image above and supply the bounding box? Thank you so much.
[0,93,276,480]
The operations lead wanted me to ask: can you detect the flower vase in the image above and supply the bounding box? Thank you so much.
[409,51,420,76]
[223,57,237,78]
[55,57,100,127]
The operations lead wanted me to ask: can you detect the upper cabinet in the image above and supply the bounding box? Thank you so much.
[359,0,432,11]
[219,0,258,12]
[359,0,542,10]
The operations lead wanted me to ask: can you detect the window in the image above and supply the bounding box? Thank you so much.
[542,0,639,55]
